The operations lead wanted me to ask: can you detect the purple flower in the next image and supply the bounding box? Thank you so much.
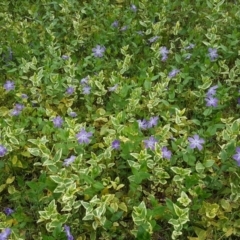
[185,53,192,60]
[69,112,77,117]
[205,96,218,107]
[53,116,63,128]
[4,208,14,216]
[168,69,180,78]
[112,140,120,150]
[160,46,169,56]
[21,94,28,99]
[148,36,159,43]
[10,109,21,116]
[64,225,74,240]
[144,136,158,150]
[15,103,24,111]
[208,48,218,61]
[62,55,69,60]
[4,80,15,91]
[66,87,75,95]
[233,147,240,166]
[63,155,76,167]
[108,84,118,92]
[147,116,159,128]
[0,228,11,240]
[185,43,195,50]
[76,129,93,144]
[188,134,205,151]
[130,4,137,12]
[206,85,218,96]
[137,119,148,130]
[0,145,7,157]
[120,26,128,31]
[83,85,91,95]
[80,77,89,85]
[162,147,172,160]
[92,45,106,58]
[111,21,119,28]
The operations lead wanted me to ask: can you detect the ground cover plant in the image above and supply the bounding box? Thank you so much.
[0,0,240,239]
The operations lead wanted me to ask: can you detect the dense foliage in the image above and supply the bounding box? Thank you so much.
[1,0,240,239]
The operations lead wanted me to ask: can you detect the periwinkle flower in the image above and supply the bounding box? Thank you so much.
[66,87,75,95]
[69,112,77,117]
[112,140,120,150]
[188,134,205,151]
[76,129,93,144]
[205,96,218,107]
[137,119,148,130]
[159,46,169,61]
[0,228,11,240]
[4,208,14,216]
[206,85,218,97]
[10,109,21,116]
[92,45,106,58]
[233,147,240,166]
[63,155,76,167]
[168,69,180,78]
[144,136,158,150]
[147,116,159,128]
[148,36,159,43]
[162,147,172,160]
[185,43,195,50]
[185,53,192,60]
[15,103,24,111]
[0,145,7,157]
[64,225,74,240]
[130,4,137,12]
[4,80,15,91]
[53,116,63,128]
[111,20,119,28]
[61,55,69,60]
[208,48,218,61]
[83,85,91,95]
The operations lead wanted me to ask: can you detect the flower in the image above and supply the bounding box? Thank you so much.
[233,147,240,166]
[69,112,77,117]
[188,134,205,151]
[76,129,93,144]
[66,87,75,95]
[0,145,7,157]
[147,116,159,128]
[112,140,120,150]
[130,4,137,12]
[148,36,159,43]
[206,85,218,96]
[61,55,69,60]
[53,116,63,128]
[4,208,14,216]
[208,48,218,61]
[136,31,144,36]
[111,20,119,28]
[92,45,106,58]
[64,225,74,240]
[10,109,21,116]
[137,119,148,130]
[63,155,76,167]
[185,53,192,60]
[205,96,218,107]
[15,104,24,111]
[108,84,118,92]
[0,228,11,240]
[4,80,15,91]
[83,85,91,95]
[144,136,158,150]
[159,46,169,61]
[168,69,180,78]
[162,147,172,160]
